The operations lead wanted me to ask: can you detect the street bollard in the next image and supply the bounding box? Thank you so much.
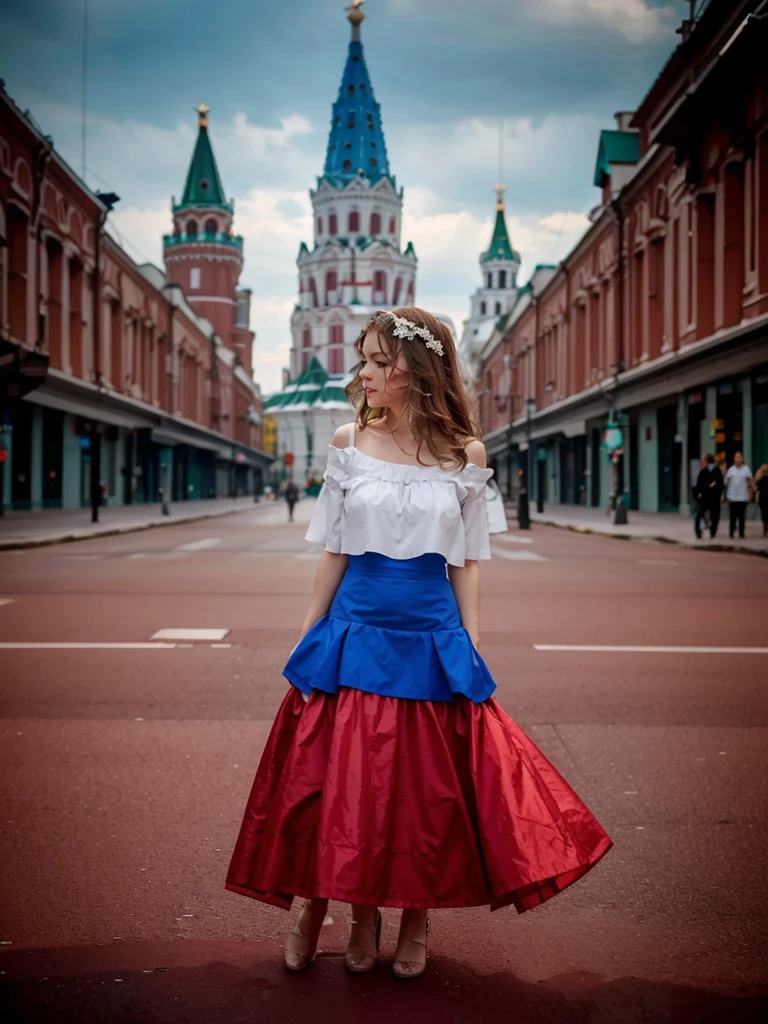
[518,489,531,530]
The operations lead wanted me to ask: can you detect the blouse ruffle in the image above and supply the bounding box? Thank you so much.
[304,445,494,566]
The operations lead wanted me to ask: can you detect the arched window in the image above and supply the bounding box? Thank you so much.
[186,219,198,237]
[370,212,381,235]
[389,217,396,234]
[302,327,311,348]
[495,302,501,315]
[329,213,338,236]
[325,270,338,304]
[407,280,415,300]
[308,277,318,307]
[486,272,492,289]
[317,217,323,235]
[480,301,486,316]
[343,159,352,172]
[205,219,217,236]
[328,323,344,374]
[373,270,387,303]
[392,277,402,306]
[498,270,507,289]
[348,210,360,232]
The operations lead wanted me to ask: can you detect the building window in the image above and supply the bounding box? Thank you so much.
[190,267,201,290]
[329,213,338,236]
[317,217,323,235]
[302,327,311,349]
[325,270,338,304]
[480,301,486,316]
[328,323,344,374]
[495,302,501,315]
[343,159,352,171]
[392,277,402,306]
[370,212,381,235]
[348,210,360,232]
[498,270,506,289]
[389,216,396,234]
[373,270,387,304]
[186,219,198,237]
[308,277,318,307]
[486,272,492,289]
[205,219,217,236]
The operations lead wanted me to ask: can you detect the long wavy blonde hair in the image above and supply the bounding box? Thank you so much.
[345,306,482,471]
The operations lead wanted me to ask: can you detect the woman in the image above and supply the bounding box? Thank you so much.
[755,464,768,537]
[225,307,612,980]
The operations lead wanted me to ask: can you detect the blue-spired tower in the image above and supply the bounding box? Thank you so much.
[289,0,418,383]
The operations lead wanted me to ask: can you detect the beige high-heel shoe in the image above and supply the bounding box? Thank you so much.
[344,909,382,973]
[392,916,430,980]
[284,899,324,972]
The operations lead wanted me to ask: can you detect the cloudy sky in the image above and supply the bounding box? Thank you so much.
[1,0,680,393]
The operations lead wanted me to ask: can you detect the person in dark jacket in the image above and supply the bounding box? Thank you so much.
[694,454,723,539]
[285,480,299,522]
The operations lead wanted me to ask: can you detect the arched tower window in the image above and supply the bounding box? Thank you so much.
[388,216,396,234]
[373,270,387,303]
[325,270,338,304]
[186,219,198,238]
[370,212,381,235]
[308,277,318,307]
[328,323,344,374]
[480,301,487,316]
[486,272,492,289]
[495,301,501,315]
[348,210,360,233]
[317,217,323,236]
[498,270,507,289]
[205,219,217,236]
[392,277,402,306]
[329,213,338,236]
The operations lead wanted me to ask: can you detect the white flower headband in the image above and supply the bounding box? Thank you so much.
[370,311,445,357]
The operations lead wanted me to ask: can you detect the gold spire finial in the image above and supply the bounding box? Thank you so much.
[196,102,211,128]
[495,183,505,212]
[345,0,365,39]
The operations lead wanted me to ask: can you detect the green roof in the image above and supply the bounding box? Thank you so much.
[263,356,352,411]
[593,130,641,188]
[178,125,228,209]
[481,206,520,264]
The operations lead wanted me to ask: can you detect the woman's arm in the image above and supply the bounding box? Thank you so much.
[447,438,488,649]
[299,549,349,639]
[448,560,481,648]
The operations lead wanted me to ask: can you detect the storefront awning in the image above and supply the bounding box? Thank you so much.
[28,387,155,430]
[150,426,233,461]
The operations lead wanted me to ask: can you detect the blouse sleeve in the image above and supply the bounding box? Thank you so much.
[304,447,346,552]
[460,465,494,561]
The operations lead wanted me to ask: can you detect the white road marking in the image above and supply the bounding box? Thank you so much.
[127,553,149,560]
[55,554,103,560]
[176,538,221,552]
[637,559,680,565]
[534,645,768,654]
[493,533,535,545]
[0,642,178,650]
[150,628,230,642]
[0,598,14,606]
[491,547,548,561]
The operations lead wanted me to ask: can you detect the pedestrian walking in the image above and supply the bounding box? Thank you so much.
[693,453,723,539]
[724,451,754,539]
[225,307,612,980]
[755,464,768,537]
[285,479,299,522]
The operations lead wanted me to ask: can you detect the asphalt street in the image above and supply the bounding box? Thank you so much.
[1,499,767,1023]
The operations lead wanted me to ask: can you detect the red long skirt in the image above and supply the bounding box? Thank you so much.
[225,687,612,913]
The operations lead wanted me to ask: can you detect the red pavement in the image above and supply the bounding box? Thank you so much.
[1,501,767,1023]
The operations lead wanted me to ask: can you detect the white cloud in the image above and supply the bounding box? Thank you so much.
[536,0,676,43]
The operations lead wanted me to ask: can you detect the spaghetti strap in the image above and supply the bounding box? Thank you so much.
[348,421,355,450]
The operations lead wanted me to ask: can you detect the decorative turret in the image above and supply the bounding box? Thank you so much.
[163,104,253,374]
[323,0,392,188]
[460,185,520,376]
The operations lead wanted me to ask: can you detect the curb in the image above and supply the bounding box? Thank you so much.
[502,505,768,559]
[0,501,271,552]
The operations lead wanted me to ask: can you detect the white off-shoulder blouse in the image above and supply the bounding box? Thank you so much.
[304,423,494,566]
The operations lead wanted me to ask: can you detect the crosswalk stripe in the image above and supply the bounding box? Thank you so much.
[534,645,768,654]
[175,538,221,552]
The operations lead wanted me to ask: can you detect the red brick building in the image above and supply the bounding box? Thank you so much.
[0,90,269,512]
[478,0,768,515]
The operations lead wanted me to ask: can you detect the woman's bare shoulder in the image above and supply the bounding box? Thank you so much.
[463,437,488,469]
[330,422,357,450]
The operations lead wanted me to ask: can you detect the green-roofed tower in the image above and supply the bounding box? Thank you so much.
[163,104,254,375]
[459,185,521,378]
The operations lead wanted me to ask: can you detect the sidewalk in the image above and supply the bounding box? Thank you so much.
[0,495,269,550]
[505,501,768,557]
